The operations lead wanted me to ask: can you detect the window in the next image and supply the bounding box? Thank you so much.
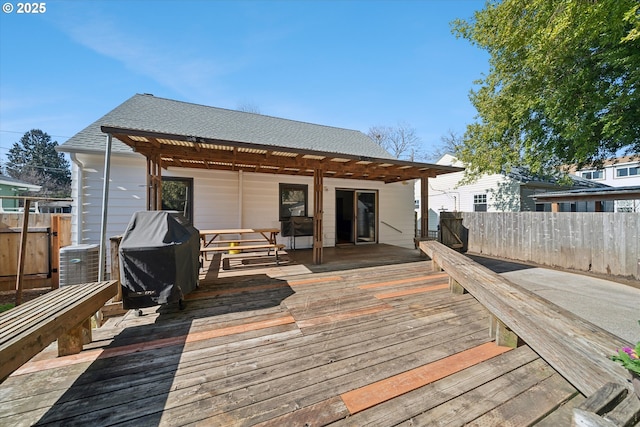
[617,200,638,213]
[616,165,639,178]
[473,194,487,212]
[581,170,604,180]
[162,177,193,224]
[279,183,308,221]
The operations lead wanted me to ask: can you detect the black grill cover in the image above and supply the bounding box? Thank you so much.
[119,211,200,309]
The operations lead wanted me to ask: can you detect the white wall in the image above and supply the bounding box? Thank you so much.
[71,152,147,246]
[576,159,640,187]
[416,170,519,231]
[70,153,418,258]
[576,159,640,212]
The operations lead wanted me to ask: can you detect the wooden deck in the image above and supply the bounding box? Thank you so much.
[0,245,583,426]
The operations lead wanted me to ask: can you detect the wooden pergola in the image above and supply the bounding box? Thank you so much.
[101,126,463,264]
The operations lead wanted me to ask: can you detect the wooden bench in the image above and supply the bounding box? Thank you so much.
[419,241,632,399]
[573,382,640,426]
[0,280,118,382]
[210,239,267,244]
[201,243,286,268]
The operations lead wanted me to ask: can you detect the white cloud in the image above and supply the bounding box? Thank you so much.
[56,10,231,99]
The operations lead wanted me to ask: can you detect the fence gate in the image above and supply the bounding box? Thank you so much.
[0,213,71,291]
[439,212,465,251]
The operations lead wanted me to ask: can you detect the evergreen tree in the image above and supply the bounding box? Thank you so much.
[6,129,71,197]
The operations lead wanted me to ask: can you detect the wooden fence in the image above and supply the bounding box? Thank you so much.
[0,213,72,291]
[461,212,640,280]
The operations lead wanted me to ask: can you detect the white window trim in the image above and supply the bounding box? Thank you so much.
[614,164,640,179]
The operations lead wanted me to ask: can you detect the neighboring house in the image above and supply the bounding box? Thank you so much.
[0,174,41,212]
[569,156,640,212]
[57,94,461,264]
[415,154,609,233]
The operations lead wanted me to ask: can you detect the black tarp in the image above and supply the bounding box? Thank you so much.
[119,211,200,309]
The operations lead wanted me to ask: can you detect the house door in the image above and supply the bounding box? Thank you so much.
[335,189,377,244]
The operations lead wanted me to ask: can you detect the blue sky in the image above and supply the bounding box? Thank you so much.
[0,0,488,163]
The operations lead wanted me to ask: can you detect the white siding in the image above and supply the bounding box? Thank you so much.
[69,155,418,261]
[577,160,640,187]
[416,170,520,231]
[71,152,147,246]
[576,159,640,212]
[377,180,416,248]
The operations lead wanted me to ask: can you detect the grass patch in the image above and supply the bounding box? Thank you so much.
[0,303,15,313]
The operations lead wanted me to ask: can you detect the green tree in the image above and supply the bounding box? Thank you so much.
[452,0,640,177]
[6,129,71,197]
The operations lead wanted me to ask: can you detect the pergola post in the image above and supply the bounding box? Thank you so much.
[313,168,323,264]
[146,158,152,211]
[420,176,429,238]
[147,155,163,210]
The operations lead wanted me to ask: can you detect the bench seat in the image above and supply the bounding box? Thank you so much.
[200,243,285,253]
[0,280,118,382]
[200,244,286,267]
[420,241,631,398]
[205,239,267,244]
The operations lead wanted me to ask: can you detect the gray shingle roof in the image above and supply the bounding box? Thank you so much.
[59,94,394,159]
[532,185,640,201]
[506,167,609,189]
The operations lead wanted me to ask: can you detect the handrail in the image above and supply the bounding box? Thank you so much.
[380,221,402,233]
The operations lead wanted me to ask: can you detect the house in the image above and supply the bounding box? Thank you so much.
[57,94,462,265]
[531,186,640,213]
[569,156,640,212]
[415,154,608,233]
[0,174,41,212]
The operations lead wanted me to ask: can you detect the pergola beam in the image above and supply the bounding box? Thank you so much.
[102,127,463,184]
[100,125,464,265]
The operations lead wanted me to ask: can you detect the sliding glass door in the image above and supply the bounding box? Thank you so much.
[336,189,377,244]
[356,191,376,243]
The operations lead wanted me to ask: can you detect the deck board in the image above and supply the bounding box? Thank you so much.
[0,246,582,426]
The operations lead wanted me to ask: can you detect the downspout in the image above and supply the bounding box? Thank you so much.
[98,134,113,281]
[69,153,84,245]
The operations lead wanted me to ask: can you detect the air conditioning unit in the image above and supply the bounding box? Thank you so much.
[59,244,100,286]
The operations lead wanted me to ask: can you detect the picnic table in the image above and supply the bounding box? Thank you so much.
[200,228,280,248]
[199,228,285,267]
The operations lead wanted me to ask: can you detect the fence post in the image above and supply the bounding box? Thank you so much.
[50,214,72,289]
[15,200,31,305]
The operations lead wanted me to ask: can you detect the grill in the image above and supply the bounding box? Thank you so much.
[119,211,200,311]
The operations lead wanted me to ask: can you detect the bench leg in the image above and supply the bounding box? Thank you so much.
[490,315,520,348]
[449,277,467,295]
[58,318,92,356]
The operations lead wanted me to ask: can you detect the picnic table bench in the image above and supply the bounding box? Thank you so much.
[419,241,638,425]
[0,280,118,382]
[199,228,285,266]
